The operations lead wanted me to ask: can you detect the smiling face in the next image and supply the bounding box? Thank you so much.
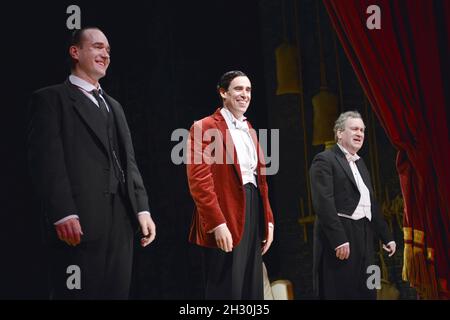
[337,117,365,154]
[219,76,251,119]
[69,28,110,86]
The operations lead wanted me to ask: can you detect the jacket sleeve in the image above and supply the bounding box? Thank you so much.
[255,136,274,226]
[358,161,394,244]
[310,153,348,249]
[27,90,77,223]
[186,120,226,233]
[371,199,394,244]
[120,111,150,214]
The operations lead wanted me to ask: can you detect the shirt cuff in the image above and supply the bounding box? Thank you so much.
[208,223,226,234]
[335,242,349,250]
[54,215,79,225]
[137,211,151,217]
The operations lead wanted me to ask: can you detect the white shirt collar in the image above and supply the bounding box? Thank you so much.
[337,143,360,162]
[221,107,247,128]
[69,74,103,94]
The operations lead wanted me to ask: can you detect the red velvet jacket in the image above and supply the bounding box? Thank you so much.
[187,108,274,248]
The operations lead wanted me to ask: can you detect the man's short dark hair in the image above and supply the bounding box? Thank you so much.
[217,70,247,92]
[68,26,101,70]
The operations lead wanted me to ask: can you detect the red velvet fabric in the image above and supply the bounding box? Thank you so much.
[323,0,449,298]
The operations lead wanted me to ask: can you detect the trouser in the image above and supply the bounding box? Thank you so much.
[320,217,376,300]
[49,191,134,299]
[204,183,264,300]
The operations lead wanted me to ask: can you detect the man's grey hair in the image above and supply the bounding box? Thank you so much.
[333,111,363,142]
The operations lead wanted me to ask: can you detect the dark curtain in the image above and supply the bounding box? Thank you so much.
[323,0,449,299]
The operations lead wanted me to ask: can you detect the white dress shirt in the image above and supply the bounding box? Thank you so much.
[54,75,150,225]
[220,107,258,187]
[336,143,372,221]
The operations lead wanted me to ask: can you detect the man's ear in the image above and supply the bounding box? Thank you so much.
[219,88,227,99]
[69,45,79,62]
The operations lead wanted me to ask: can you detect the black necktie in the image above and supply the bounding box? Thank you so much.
[91,89,109,119]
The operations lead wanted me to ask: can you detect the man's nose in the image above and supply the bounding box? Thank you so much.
[101,49,110,59]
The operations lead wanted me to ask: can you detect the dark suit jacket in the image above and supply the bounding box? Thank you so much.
[27,80,150,242]
[309,144,393,294]
[187,108,274,248]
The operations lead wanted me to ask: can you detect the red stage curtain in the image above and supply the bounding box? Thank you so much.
[323,0,450,299]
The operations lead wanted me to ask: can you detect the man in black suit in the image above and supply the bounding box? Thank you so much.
[310,111,396,299]
[27,27,156,299]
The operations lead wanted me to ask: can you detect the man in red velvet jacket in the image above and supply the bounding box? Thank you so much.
[186,70,274,299]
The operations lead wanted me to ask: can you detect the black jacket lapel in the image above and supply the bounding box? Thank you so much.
[102,93,129,153]
[332,144,358,189]
[65,81,109,153]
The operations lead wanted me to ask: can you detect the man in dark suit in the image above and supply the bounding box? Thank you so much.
[187,71,274,299]
[310,111,396,299]
[27,27,156,299]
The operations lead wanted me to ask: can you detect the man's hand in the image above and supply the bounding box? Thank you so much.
[336,243,350,260]
[138,214,156,247]
[55,218,83,246]
[262,226,274,255]
[383,241,396,257]
[214,225,233,252]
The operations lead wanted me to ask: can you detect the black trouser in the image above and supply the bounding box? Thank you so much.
[320,217,376,300]
[49,191,134,300]
[203,183,264,300]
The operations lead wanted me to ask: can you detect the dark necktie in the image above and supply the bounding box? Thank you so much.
[91,89,109,119]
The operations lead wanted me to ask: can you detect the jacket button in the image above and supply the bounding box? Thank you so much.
[103,190,109,196]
